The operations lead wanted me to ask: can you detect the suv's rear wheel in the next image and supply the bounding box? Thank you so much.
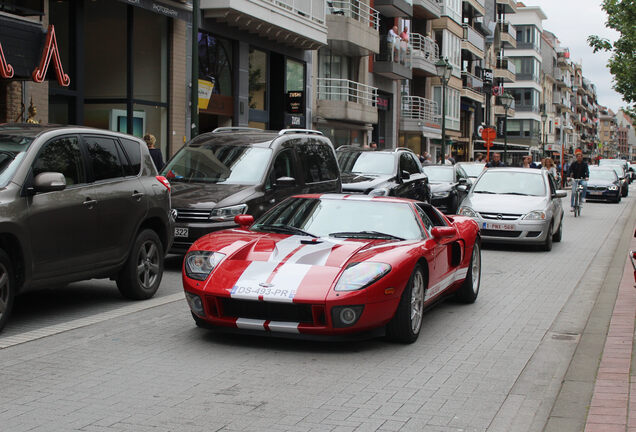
[117,229,164,300]
[0,249,16,332]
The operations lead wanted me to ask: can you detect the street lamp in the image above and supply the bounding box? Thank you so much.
[541,111,548,158]
[500,92,514,164]
[435,58,453,163]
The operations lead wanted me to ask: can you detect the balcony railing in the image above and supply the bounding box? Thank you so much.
[376,38,412,67]
[316,78,378,106]
[411,33,439,62]
[461,71,483,92]
[267,0,326,25]
[326,0,379,30]
[440,3,461,23]
[462,25,484,52]
[501,21,515,39]
[515,103,539,113]
[496,58,516,74]
[401,96,441,126]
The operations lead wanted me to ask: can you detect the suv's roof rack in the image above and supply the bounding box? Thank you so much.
[278,129,324,136]
[212,127,264,133]
[394,147,414,153]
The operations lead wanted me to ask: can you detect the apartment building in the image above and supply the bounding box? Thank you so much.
[617,110,636,160]
[598,106,617,158]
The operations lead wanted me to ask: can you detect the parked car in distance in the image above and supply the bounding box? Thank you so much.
[629,163,636,182]
[586,167,622,203]
[600,158,630,182]
[163,128,341,254]
[606,165,629,197]
[182,194,481,343]
[458,168,566,251]
[337,146,431,202]
[421,165,470,214]
[0,124,174,332]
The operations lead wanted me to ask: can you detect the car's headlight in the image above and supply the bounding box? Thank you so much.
[210,204,247,222]
[335,262,391,292]
[369,188,389,197]
[432,191,450,198]
[609,185,618,191]
[457,207,478,218]
[522,211,546,220]
[184,251,226,280]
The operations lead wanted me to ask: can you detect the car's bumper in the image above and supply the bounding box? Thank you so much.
[586,189,620,201]
[472,217,551,244]
[170,220,237,254]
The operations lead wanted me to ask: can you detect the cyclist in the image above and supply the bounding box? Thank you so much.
[566,150,589,212]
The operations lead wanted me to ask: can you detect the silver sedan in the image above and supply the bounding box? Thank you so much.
[457,168,567,251]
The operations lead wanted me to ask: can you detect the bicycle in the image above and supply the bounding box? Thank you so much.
[568,178,585,217]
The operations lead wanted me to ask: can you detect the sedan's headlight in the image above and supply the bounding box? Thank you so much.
[335,262,391,292]
[184,251,226,280]
[522,211,546,220]
[210,204,247,222]
[457,207,478,218]
[369,188,389,197]
[432,191,450,198]
[609,185,618,191]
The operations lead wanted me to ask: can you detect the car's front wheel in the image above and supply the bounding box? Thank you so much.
[542,222,554,251]
[117,229,164,300]
[553,218,563,242]
[386,264,426,344]
[0,249,15,332]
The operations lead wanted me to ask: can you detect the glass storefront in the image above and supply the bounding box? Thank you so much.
[198,31,234,132]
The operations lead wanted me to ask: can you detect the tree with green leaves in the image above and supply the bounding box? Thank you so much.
[588,0,636,119]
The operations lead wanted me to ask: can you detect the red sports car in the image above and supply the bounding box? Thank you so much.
[182,194,481,343]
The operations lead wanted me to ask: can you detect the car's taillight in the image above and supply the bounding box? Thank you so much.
[156,175,171,192]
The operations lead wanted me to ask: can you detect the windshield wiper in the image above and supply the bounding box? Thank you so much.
[329,230,405,241]
[503,192,531,196]
[255,224,318,238]
[473,190,496,194]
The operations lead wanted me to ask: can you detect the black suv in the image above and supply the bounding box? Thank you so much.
[337,146,431,202]
[163,128,341,253]
[0,124,173,332]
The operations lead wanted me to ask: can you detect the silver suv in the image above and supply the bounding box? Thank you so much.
[0,124,174,332]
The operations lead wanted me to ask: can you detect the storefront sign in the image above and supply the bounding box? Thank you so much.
[200,94,234,117]
[32,26,69,86]
[286,91,304,114]
[482,69,493,84]
[198,79,214,109]
[119,0,192,21]
[377,96,390,111]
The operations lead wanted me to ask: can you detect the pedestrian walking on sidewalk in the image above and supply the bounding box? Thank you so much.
[144,133,164,172]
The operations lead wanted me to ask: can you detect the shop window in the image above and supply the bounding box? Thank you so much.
[286,59,304,92]
[198,32,233,97]
[249,48,267,111]
[133,8,168,103]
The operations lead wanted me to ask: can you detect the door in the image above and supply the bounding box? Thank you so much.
[26,135,99,279]
[416,204,453,301]
[263,147,304,209]
[83,135,148,265]
[397,152,427,200]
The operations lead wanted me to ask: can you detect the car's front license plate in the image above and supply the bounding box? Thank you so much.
[588,191,603,195]
[482,222,515,231]
[174,227,189,238]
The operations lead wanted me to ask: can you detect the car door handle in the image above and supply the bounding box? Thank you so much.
[132,191,144,201]
[83,198,97,208]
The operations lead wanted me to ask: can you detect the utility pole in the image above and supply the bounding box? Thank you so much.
[191,0,199,138]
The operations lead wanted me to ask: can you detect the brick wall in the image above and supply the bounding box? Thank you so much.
[169,19,187,157]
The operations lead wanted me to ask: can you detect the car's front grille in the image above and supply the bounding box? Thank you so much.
[479,212,522,221]
[587,186,607,191]
[480,229,522,238]
[175,208,211,222]
[218,298,315,323]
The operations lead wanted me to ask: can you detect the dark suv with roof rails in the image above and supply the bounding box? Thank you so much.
[0,124,173,332]
[336,146,431,202]
[163,128,341,254]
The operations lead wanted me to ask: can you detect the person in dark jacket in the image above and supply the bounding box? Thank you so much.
[144,133,164,172]
[485,152,505,168]
[566,150,589,210]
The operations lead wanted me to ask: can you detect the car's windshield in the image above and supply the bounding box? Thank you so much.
[589,169,618,182]
[162,143,272,184]
[472,170,546,196]
[337,151,394,175]
[458,163,485,177]
[0,134,35,188]
[422,166,454,182]
[599,159,626,168]
[252,197,423,240]
[610,166,624,178]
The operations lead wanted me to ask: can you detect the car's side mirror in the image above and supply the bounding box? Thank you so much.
[275,176,296,187]
[555,190,567,198]
[457,184,469,193]
[431,226,456,240]
[33,172,66,193]
[401,170,411,180]
[234,214,254,229]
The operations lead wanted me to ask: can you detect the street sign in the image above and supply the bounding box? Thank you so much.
[481,127,496,145]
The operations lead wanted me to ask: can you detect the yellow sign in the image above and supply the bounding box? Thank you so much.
[198,79,214,110]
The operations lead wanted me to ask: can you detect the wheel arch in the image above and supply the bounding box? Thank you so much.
[0,233,26,292]
[137,216,169,254]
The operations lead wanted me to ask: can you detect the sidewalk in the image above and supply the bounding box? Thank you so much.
[585,226,636,432]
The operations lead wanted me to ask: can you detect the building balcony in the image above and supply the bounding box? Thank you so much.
[495,0,517,13]
[461,25,484,59]
[440,3,461,23]
[497,21,516,48]
[400,96,441,136]
[515,103,540,114]
[461,71,484,104]
[557,49,570,66]
[494,58,515,83]
[555,75,571,89]
[413,0,441,19]
[493,101,515,118]
[373,0,412,18]
[374,39,412,80]
[326,0,380,55]
[316,78,378,124]
[411,33,439,76]
[463,0,485,17]
[202,0,327,49]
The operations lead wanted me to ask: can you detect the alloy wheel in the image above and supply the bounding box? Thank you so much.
[471,244,481,294]
[0,263,8,317]
[410,270,425,334]
[137,240,160,290]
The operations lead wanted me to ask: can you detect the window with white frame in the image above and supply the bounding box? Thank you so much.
[433,86,460,131]
[434,30,461,77]
[441,0,461,24]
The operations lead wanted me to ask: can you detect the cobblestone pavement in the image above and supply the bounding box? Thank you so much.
[1,188,634,432]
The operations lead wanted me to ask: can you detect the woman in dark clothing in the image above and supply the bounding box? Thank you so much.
[143,133,164,172]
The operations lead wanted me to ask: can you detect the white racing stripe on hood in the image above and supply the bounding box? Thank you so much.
[286,240,338,266]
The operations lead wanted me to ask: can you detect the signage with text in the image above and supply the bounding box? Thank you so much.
[286,91,304,114]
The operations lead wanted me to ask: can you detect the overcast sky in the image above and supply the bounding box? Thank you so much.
[526,0,623,112]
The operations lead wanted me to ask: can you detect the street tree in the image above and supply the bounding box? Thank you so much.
[588,0,636,119]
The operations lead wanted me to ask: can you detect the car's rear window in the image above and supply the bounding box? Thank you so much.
[119,138,142,175]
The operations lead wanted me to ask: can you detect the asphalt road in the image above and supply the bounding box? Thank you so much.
[1,186,634,432]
